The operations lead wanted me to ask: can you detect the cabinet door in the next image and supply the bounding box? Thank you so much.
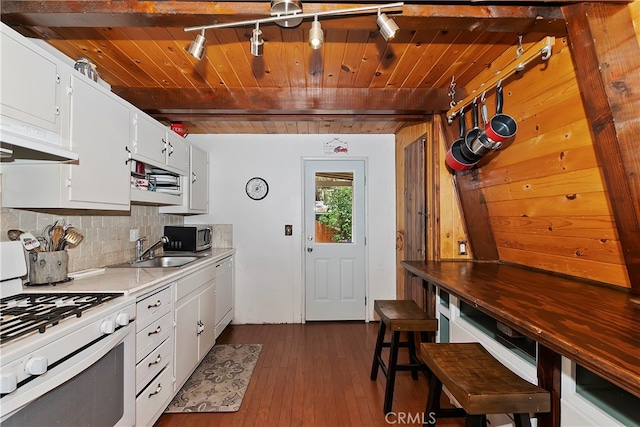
[165,132,189,175]
[189,145,209,211]
[67,76,130,207]
[132,111,166,167]
[199,283,217,358]
[215,258,233,327]
[174,293,200,389]
[0,24,60,133]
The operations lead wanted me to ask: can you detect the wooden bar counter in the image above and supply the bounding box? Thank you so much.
[402,260,639,426]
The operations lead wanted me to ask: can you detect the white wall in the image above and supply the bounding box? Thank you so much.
[186,134,396,324]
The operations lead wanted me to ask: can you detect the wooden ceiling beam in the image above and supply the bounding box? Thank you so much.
[112,87,452,115]
[1,2,566,34]
[562,2,640,300]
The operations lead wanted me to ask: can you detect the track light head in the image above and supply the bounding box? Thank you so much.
[251,26,264,57]
[377,12,400,41]
[308,17,324,50]
[187,30,206,60]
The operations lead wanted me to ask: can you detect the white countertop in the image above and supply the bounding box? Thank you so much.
[19,248,236,298]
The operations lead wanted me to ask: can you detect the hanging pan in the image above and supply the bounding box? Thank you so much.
[484,84,517,146]
[461,98,492,162]
[445,107,478,172]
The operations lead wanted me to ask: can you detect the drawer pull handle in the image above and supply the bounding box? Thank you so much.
[149,383,162,398]
[148,355,162,367]
[148,326,162,336]
[148,300,162,309]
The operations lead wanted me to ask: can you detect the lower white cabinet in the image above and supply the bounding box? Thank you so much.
[135,286,174,427]
[215,256,234,338]
[174,263,216,390]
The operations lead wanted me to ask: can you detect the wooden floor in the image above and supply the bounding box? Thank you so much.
[155,322,463,427]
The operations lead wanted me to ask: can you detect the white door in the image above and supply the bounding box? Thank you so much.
[304,159,366,321]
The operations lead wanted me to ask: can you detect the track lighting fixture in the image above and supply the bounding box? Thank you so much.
[377,11,400,42]
[184,2,403,60]
[187,29,206,60]
[251,24,264,57]
[308,16,324,50]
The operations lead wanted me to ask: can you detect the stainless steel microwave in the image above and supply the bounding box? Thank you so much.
[163,225,212,252]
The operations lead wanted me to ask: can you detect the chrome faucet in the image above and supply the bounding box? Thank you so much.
[136,236,169,261]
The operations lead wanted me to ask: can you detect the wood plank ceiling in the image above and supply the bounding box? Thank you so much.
[1,1,570,134]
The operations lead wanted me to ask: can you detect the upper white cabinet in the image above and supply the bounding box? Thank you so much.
[165,131,189,175]
[159,144,208,215]
[0,23,77,162]
[1,24,60,134]
[65,76,130,207]
[130,110,188,175]
[1,74,131,210]
[130,111,166,167]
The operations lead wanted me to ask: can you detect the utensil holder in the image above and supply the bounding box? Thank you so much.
[28,250,68,285]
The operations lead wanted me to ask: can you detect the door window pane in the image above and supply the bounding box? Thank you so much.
[315,172,353,243]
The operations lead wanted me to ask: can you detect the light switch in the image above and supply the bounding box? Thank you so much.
[130,229,139,242]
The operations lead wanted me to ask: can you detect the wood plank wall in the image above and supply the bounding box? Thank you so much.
[471,36,631,288]
[395,4,638,294]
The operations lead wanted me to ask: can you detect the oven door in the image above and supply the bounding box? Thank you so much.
[1,324,135,427]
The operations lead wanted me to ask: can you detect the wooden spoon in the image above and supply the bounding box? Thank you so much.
[51,225,65,251]
[7,229,23,241]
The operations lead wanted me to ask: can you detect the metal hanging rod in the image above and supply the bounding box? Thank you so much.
[446,36,555,122]
[184,2,404,32]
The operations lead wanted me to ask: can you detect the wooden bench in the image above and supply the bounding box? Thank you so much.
[370,300,438,414]
[420,342,550,427]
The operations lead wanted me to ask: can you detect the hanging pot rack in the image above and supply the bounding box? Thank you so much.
[446,36,555,123]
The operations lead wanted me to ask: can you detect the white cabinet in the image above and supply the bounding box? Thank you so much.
[130,110,189,175]
[173,263,216,390]
[130,111,167,168]
[135,286,174,427]
[159,144,209,214]
[1,74,131,210]
[1,23,61,135]
[215,256,234,338]
[165,131,189,175]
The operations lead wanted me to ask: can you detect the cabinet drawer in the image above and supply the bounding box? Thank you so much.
[136,336,172,395]
[136,312,172,363]
[175,263,215,301]
[136,286,172,331]
[136,364,173,427]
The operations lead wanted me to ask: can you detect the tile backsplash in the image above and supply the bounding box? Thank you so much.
[1,205,184,272]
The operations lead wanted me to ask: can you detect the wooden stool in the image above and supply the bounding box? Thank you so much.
[420,342,550,427]
[370,300,438,414]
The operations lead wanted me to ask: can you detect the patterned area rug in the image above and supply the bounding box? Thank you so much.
[165,343,262,413]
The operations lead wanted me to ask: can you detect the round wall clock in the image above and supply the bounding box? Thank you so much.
[245,177,269,200]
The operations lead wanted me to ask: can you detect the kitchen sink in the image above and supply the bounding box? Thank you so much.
[107,256,200,268]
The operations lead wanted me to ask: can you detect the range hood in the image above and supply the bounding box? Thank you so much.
[0,114,78,163]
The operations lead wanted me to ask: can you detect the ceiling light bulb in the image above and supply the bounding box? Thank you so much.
[377,12,400,42]
[187,30,206,60]
[308,18,324,50]
[251,27,264,57]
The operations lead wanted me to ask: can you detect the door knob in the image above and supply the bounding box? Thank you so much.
[307,247,313,252]
[307,235,313,241]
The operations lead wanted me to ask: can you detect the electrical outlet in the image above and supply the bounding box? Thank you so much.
[458,240,468,255]
[285,225,293,236]
[130,229,139,242]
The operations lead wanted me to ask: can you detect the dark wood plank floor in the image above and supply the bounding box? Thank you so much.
[155,322,463,427]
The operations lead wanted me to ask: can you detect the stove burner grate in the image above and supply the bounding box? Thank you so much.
[0,292,123,344]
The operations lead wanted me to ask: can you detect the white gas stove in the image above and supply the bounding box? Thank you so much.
[0,241,136,426]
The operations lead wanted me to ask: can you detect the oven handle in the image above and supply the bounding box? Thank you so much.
[1,324,134,421]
